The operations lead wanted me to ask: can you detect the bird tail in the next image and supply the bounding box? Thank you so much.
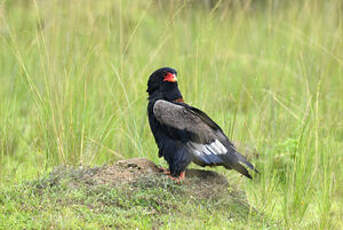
[235,152,260,174]
[225,162,252,179]
[223,150,259,179]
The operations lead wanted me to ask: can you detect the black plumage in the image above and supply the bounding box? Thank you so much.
[147,67,258,179]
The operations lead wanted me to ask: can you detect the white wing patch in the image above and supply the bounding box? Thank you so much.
[187,139,227,156]
[187,139,228,165]
[208,139,227,154]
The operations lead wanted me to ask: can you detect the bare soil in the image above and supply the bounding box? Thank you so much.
[46,158,246,200]
[21,157,262,225]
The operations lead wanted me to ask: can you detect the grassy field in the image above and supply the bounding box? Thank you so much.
[1,0,343,229]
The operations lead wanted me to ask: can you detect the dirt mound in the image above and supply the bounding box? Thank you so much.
[27,158,259,221]
[18,158,263,228]
[46,158,235,199]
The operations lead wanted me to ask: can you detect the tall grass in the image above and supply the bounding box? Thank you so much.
[0,0,342,228]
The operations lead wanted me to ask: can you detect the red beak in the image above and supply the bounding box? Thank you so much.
[163,73,177,82]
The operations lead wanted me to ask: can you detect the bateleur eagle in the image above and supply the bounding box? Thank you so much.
[147,67,258,180]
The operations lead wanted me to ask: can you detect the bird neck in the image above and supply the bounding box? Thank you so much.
[149,84,183,102]
[162,84,183,101]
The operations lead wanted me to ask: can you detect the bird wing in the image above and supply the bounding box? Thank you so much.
[153,100,256,178]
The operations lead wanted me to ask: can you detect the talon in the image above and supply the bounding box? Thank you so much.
[159,167,170,175]
[167,171,186,183]
[179,171,186,180]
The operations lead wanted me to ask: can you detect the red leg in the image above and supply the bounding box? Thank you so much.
[168,171,186,183]
[159,167,170,175]
[179,171,186,180]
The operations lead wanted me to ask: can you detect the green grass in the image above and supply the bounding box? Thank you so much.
[0,0,343,229]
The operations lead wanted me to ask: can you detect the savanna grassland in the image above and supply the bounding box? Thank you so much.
[0,0,343,229]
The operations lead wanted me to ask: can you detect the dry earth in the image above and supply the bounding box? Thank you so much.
[46,158,243,200]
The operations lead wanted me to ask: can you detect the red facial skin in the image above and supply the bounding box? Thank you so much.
[163,72,177,82]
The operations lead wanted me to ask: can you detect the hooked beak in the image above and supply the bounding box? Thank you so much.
[163,73,177,82]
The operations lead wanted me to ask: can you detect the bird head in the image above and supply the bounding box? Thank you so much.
[147,67,181,101]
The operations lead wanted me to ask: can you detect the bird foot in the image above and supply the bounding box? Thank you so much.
[158,167,170,175]
[167,171,186,183]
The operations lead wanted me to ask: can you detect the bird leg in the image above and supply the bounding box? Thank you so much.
[179,171,186,180]
[158,167,170,175]
[159,167,186,182]
[168,171,186,183]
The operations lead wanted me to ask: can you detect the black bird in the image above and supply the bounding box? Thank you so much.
[147,67,258,180]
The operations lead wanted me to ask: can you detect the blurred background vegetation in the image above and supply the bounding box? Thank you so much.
[0,0,342,229]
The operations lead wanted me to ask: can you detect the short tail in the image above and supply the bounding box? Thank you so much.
[223,151,259,179]
[225,162,252,179]
[235,152,260,174]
